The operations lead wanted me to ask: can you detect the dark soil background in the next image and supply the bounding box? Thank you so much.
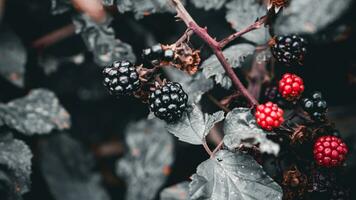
[1,0,356,200]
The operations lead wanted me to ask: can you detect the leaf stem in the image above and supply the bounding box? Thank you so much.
[202,138,213,156]
[211,140,224,158]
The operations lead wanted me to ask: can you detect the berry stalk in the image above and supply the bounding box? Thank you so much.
[170,0,259,106]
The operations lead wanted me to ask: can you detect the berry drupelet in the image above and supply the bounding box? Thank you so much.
[271,35,307,66]
[255,102,284,131]
[301,91,328,121]
[142,44,175,64]
[149,81,188,123]
[313,135,348,167]
[278,73,304,101]
[102,60,140,96]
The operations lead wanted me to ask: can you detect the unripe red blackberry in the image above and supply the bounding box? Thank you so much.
[149,82,188,123]
[278,73,304,101]
[271,35,307,66]
[255,102,284,131]
[313,135,348,167]
[102,60,140,96]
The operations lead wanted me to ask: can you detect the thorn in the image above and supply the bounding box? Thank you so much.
[274,6,281,13]
[267,2,273,10]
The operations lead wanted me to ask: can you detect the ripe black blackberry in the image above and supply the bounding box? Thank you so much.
[142,44,175,64]
[301,91,328,121]
[271,35,307,65]
[102,60,140,96]
[149,81,188,123]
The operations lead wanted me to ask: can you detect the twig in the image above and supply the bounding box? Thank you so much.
[219,16,267,48]
[32,24,76,49]
[170,0,259,106]
[174,29,194,47]
[207,94,230,113]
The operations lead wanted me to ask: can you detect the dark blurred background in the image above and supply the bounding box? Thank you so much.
[0,0,356,200]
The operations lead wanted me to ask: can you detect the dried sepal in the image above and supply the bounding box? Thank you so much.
[267,0,288,13]
[282,166,308,200]
[167,43,201,75]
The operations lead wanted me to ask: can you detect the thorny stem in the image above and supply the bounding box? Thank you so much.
[219,16,267,48]
[170,0,259,107]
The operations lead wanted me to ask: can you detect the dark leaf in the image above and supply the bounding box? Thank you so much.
[191,0,227,10]
[0,89,71,135]
[189,150,283,200]
[202,43,255,89]
[73,13,136,66]
[116,0,175,19]
[0,26,27,87]
[39,134,110,200]
[274,0,353,35]
[0,138,32,195]
[166,105,224,145]
[160,181,190,200]
[50,0,72,15]
[223,108,280,155]
[116,119,174,200]
[225,0,270,45]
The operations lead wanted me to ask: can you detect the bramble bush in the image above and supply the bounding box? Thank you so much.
[0,0,355,200]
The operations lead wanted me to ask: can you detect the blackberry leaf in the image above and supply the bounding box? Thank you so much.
[225,0,270,45]
[0,27,26,88]
[116,0,174,19]
[72,13,136,66]
[166,105,224,145]
[202,43,255,89]
[160,181,190,200]
[0,138,32,195]
[189,150,283,200]
[223,108,280,155]
[191,0,227,11]
[274,0,353,35]
[0,89,71,135]
[39,134,110,200]
[116,119,174,200]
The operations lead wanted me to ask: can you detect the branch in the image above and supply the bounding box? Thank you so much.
[170,0,258,106]
[32,24,76,49]
[219,16,267,48]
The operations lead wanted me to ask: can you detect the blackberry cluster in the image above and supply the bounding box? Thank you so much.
[149,82,188,123]
[102,60,140,96]
[301,92,328,121]
[142,44,175,65]
[271,35,307,66]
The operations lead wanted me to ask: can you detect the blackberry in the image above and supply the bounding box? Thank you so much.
[142,44,175,64]
[301,91,328,121]
[149,82,188,123]
[271,35,307,66]
[102,60,140,96]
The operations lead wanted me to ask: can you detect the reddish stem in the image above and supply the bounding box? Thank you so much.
[219,16,267,48]
[32,24,75,49]
[170,0,259,107]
